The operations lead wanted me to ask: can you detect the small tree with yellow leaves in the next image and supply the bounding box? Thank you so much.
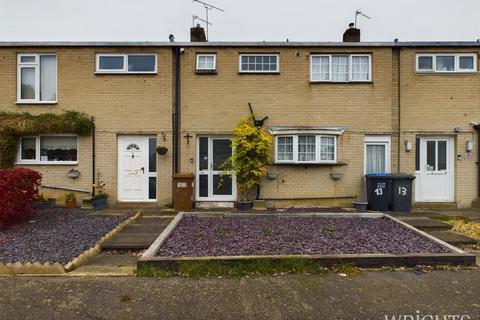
[222,116,273,202]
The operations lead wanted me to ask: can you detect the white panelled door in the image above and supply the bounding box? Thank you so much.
[118,136,157,202]
[415,137,454,202]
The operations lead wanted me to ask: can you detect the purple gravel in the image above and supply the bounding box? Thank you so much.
[0,208,129,264]
[157,216,449,257]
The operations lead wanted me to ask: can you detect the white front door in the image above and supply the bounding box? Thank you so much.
[118,136,157,202]
[415,137,454,202]
[196,136,236,201]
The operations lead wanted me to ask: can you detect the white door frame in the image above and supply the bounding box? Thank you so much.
[196,136,236,201]
[117,135,157,202]
[364,135,391,174]
[415,136,454,202]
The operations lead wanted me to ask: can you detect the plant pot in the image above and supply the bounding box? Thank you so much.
[237,200,253,211]
[65,199,77,209]
[92,197,108,210]
[36,201,55,209]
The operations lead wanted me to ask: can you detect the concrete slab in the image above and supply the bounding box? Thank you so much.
[133,217,174,225]
[101,234,160,250]
[396,217,452,231]
[428,231,478,245]
[121,224,170,234]
[70,253,137,276]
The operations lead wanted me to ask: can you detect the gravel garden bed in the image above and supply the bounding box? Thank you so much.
[0,208,129,264]
[156,216,450,257]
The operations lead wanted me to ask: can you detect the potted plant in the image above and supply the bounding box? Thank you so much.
[222,115,272,211]
[156,145,168,155]
[37,194,56,209]
[92,170,108,210]
[65,192,76,209]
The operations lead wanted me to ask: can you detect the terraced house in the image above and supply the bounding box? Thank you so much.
[1,25,479,209]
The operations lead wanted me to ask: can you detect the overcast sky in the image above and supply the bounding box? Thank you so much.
[0,0,479,42]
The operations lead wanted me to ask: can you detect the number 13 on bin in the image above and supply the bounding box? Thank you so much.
[374,182,386,196]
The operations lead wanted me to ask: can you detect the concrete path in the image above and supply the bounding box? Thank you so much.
[0,271,479,319]
[101,210,175,250]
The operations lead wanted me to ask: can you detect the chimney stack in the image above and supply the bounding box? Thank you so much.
[190,24,207,42]
[343,23,360,42]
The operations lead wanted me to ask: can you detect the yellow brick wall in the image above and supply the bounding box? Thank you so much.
[399,48,480,207]
[179,47,396,204]
[0,47,173,206]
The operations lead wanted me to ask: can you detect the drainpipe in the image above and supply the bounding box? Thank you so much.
[172,47,181,174]
[472,124,480,197]
[396,46,401,173]
[91,116,96,197]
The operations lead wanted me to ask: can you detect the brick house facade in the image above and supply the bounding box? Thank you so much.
[1,33,479,209]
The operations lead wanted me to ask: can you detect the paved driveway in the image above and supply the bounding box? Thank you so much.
[0,271,479,319]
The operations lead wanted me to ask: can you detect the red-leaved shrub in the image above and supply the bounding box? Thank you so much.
[0,168,42,228]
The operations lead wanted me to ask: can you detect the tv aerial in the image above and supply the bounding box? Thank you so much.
[354,10,371,28]
[192,15,212,28]
[193,0,224,41]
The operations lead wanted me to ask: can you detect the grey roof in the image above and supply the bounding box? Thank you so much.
[0,41,479,48]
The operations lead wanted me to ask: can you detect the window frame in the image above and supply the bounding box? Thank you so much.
[17,134,79,165]
[17,53,57,104]
[238,53,280,73]
[95,53,157,74]
[196,53,217,72]
[274,135,337,164]
[310,54,372,83]
[416,53,477,73]
[364,135,391,174]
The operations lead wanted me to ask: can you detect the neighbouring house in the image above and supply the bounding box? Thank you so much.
[1,25,479,209]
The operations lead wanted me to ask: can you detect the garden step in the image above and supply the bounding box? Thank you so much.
[121,224,170,234]
[428,231,478,245]
[101,234,160,250]
[397,218,453,231]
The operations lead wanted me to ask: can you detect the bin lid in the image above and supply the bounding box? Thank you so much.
[365,173,391,178]
[390,172,416,180]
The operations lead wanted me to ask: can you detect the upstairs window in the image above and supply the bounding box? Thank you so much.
[239,54,279,73]
[275,135,337,164]
[310,54,371,82]
[196,54,216,72]
[96,54,157,73]
[416,54,477,73]
[17,54,57,103]
[18,135,78,164]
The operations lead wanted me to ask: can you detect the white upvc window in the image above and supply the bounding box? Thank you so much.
[275,135,337,164]
[196,54,216,71]
[95,54,157,74]
[239,54,280,73]
[17,54,57,103]
[364,135,391,174]
[310,54,371,82]
[416,53,477,73]
[18,135,78,165]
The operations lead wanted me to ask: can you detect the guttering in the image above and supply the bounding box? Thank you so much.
[172,47,181,173]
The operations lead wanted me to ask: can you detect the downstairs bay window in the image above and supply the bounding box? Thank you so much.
[275,135,337,164]
[18,135,78,164]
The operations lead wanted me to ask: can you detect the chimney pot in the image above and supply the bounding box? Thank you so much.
[169,34,175,42]
[343,23,360,42]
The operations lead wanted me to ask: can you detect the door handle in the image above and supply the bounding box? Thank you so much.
[141,167,145,174]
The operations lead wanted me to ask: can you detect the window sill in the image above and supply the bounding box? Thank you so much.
[196,70,217,75]
[16,101,58,105]
[94,71,157,75]
[415,71,477,75]
[238,72,280,75]
[310,81,373,84]
[273,162,347,167]
[16,161,78,166]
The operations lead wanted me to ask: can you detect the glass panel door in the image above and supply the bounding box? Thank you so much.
[196,137,235,200]
[212,139,233,196]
